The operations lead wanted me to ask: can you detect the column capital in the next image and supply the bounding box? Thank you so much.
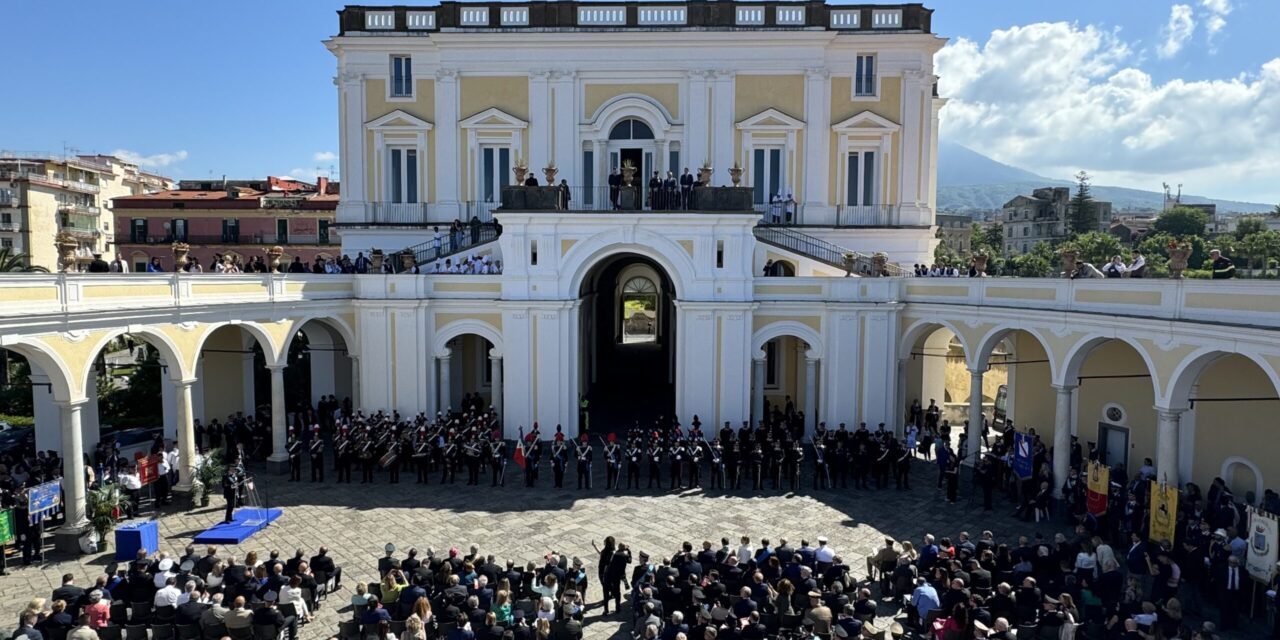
[1051,383,1078,393]
[1154,407,1187,419]
[804,355,821,365]
[805,66,830,80]
[488,349,504,360]
[53,398,91,409]
[171,378,198,388]
[968,367,988,376]
[434,68,459,82]
[265,363,287,372]
[752,356,767,364]
[436,352,453,361]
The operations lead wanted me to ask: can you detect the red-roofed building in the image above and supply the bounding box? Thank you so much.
[112,176,339,272]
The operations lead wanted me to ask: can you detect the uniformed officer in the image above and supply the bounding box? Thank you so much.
[812,439,830,490]
[669,439,684,489]
[750,442,765,490]
[464,437,482,485]
[647,439,663,489]
[708,439,725,490]
[490,433,507,487]
[413,425,432,484]
[387,435,403,484]
[523,435,541,487]
[335,425,353,484]
[895,439,912,489]
[575,435,593,489]
[552,439,568,488]
[625,438,642,489]
[359,424,377,484]
[604,434,621,490]
[287,427,302,482]
[785,438,804,491]
[309,424,325,482]
[687,437,703,488]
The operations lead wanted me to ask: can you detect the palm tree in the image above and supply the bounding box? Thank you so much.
[0,247,48,272]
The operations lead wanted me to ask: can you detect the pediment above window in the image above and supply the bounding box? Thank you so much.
[365,109,434,131]
[460,107,528,130]
[830,111,900,134]
[736,108,805,131]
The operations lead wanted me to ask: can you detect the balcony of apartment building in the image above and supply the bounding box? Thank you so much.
[122,231,338,247]
[0,170,101,194]
[57,201,101,217]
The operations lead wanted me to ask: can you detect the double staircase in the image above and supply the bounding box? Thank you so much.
[753,225,905,276]
[402,226,500,267]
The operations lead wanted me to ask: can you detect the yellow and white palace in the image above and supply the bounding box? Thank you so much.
[1,2,1277,551]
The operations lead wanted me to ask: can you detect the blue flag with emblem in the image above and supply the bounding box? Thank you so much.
[27,480,62,525]
[1012,432,1033,479]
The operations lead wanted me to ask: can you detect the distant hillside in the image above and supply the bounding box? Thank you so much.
[936,142,1273,214]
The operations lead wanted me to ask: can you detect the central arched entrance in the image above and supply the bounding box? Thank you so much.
[579,253,676,431]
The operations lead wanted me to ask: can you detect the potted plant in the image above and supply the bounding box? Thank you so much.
[370,249,385,273]
[86,484,131,553]
[872,252,889,277]
[542,163,558,186]
[842,252,856,277]
[728,162,744,186]
[55,231,79,273]
[193,453,225,507]
[512,157,529,186]
[972,251,990,276]
[172,242,191,271]
[264,245,284,272]
[698,162,713,185]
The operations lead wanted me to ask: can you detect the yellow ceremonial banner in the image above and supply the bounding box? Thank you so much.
[1086,461,1109,516]
[1149,481,1178,544]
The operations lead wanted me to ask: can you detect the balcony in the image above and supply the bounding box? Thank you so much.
[59,224,98,240]
[0,221,20,232]
[57,202,101,216]
[833,204,899,227]
[122,234,337,246]
[0,170,100,194]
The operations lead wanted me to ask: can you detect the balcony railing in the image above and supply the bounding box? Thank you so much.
[123,234,337,246]
[0,221,20,232]
[367,202,433,225]
[59,224,98,239]
[0,170,100,194]
[834,204,898,227]
[57,203,101,216]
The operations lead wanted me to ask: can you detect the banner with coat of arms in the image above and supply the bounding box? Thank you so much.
[1086,461,1109,516]
[1148,481,1178,544]
[1012,432,1033,479]
[1246,505,1279,583]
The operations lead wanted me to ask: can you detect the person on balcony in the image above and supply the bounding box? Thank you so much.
[608,168,622,210]
[147,257,164,272]
[558,180,571,211]
[648,172,661,211]
[288,257,307,274]
[663,172,677,211]
[679,168,694,209]
[110,253,129,273]
[1209,249,1235,279]
[87,253,109,273]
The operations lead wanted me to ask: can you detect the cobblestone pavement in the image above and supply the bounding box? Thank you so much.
[1,457,1261,639]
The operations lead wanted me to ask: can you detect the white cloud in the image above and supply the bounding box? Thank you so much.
[313,151,338,162]
[1200,0,1232,47]
[937,23,1280,203]
[112,149,189,169]
[1158,4,1195,58]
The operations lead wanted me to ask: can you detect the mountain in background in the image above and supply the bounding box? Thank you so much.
[936,141,1274,215]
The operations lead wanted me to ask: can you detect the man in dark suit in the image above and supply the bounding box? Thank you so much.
[176,592,208,626]
[87,254,110,273]
[51,574,87,618]
[252,593,295,640]
[679,168,694,209]
[608,168,622,210]
[309,546,341,589]
[1215,555,1244,630]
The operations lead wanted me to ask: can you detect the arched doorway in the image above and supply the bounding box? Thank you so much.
[608,118,655,209]
[438,334,497,418]
[282,319,354,427]
[579,253,676,431]
[899,323,971,437]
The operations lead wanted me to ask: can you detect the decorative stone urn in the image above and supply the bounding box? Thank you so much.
[697,162,714,185]
[728,162,744,186]
[973,253,989,276]
[1167,240,1191,279]
[55,232,79,273]
[400,251,417,272]
[265,245,284,272]
[621,160,637,187]
[872,252,889,277]
[171,242,191,271]
[1059,248,1079,278]
[512,158,529,185]
[542,163,558,186]
[370,249,385,273]
[841,252,856,277]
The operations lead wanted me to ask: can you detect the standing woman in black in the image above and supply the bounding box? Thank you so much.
[592,537,615,611]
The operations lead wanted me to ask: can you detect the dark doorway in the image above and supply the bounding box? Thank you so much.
[580,254,675,433]
[1096,423,1129,469]
[620,148,644,210]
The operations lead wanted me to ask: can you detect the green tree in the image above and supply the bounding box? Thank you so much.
[0,247,48,273]
[1273,203,1280,216]
[1072,231,1124,267]
[1240,230,1280,276]
[1234,217,1267,241]
[933,240,960,266]
[1068,171,1098,235]
[1153,206,1209,238]
[970,222,1004,255]
[1138,232,1211,271]
[0,353,34,417]
[100,345,163,429]
[1009,253,1053,277]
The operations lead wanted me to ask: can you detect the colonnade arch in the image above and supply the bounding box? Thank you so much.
[281,317,357,428]
[434,321,504,422]
[750,322,824,435]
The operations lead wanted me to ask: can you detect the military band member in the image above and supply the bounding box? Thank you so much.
[287,427,302,482]
[575,435,593,489]
[750,442,765,490]
[440,436,458,484]
[386,435,403,484]
[625,438,642,489]
[335,425,353,484]
[647,439,663,489]
[719,421,734,448]
[523,435,541,487]
[727,440,742,490]
[309,425,325,483]
[669,439,684,489]
[708,439,725,490]
[413,425,432,484]
[489,433,507,487]
[785,439,804,491]
[812,438,830,490]
[552,439,568,488]
[359,424,377,484]
[854,443,870,489]
[687,437,703,488]
[603,434,621,490]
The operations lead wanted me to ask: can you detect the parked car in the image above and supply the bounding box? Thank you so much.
[103,426,164,461]
[0,425,35,460]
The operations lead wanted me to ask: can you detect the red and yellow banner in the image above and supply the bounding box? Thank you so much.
[1086,461,1109,516]
[1149,481,1178,544]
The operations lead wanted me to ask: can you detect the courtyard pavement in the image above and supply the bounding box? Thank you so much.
[0,457,1263,639]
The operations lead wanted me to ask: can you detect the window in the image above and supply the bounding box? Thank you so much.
[222,218,239,242]
[752,147,785,205]
[855,55,877,97]
[391,55,413,97]
[170,218,188,242]
[480,146,511,203]
[131,219,147,243]
[277,219,289,244]
[0,238,11,249]
[845,151,876,206]
[608,119,654,140]
[669,149,679,176]
[1,213,10,224]
[716,240,725,269]
[620,277,658,345]
[765,340,779,388]
[388,147,418,203]
[583,150,594,206]
[319,219,331,244]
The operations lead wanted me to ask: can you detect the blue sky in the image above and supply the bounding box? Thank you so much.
[2,0,1276,203]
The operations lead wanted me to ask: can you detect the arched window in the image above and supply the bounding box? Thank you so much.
[608,119,655,141]
[620,276,658,344]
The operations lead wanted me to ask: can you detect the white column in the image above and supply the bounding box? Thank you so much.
[82,372,101,452]
[711,71,735,184]
[551,70,577,181]
[529,70,551,169]
[490,353,504,423]
[437,353,452,413]
[337,70,367,223]
[1051,384,1075,498]
[267,365,288,462]
[897,70,931,226]
[31,373,60,453]
[434,69,461,217]
[752,357,766,426]
[161,361,177,440]
[192,359,206,423]
[173,379,196,491]
[57,400,89,530]
[347,355,362,411]
[802,67,831,221]
[1155,408,1183,488]
[967,368,986,465]
[240,354,256,416]
[804,356,819,436]
[685,71,710,170]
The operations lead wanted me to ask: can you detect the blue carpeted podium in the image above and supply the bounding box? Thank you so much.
[193,508,283,544]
